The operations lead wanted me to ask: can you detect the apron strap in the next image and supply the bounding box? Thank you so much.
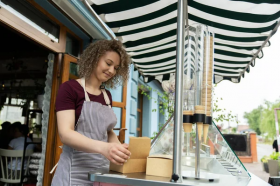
[81,77,111,108]
[50,146,63,174]
[81,78,90,102]
[101,88,111,108]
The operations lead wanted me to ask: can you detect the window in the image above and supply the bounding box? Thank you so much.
[66,33,80,57]
[0,0,60,42]
[0,98,31,125]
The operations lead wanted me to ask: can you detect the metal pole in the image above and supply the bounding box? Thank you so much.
[186,133,190,156]
[274,109,280,153]
[171,0,187,183]
[195,124,200,178]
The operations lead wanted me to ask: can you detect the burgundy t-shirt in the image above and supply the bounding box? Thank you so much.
[55,79,112,124]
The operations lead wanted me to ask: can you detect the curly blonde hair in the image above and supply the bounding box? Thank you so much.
[78,39,131,89]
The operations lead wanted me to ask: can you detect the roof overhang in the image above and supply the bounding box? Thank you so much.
[50,0,116,40]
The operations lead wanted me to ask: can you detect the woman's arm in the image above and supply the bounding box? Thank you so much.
[107,130,121,144]
[57,110,130,165]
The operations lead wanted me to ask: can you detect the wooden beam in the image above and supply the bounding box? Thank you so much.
[42,53,62,186]
[0,6,64,53]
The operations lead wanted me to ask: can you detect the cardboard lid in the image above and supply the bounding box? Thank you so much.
[148,154,173,160]
[129,137,151,159]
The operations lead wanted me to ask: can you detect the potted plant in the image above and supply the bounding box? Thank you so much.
[31,123,42,143]
[261,155,269,173]
[268,152,280,176]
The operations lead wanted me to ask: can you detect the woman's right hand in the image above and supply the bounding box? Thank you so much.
[102,143,131,165]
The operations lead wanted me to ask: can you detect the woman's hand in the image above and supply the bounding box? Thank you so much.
[102,143,131,165]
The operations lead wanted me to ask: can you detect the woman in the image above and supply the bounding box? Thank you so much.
[52,40,131,185]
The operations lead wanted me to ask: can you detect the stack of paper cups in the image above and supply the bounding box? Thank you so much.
[202,36,214,144]
[183,110,193,133]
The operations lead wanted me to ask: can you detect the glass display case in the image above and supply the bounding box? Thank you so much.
[150,118,251,181]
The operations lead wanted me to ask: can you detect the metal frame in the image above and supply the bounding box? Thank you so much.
[242,21,280,76]
[171,0,188,182]
[274,108,280,153]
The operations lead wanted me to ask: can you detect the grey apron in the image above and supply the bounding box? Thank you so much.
[52,78,117,186]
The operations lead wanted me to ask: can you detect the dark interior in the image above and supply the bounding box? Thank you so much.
[0,22,50,103]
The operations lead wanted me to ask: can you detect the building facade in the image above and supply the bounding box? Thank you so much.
[0,0,166,185]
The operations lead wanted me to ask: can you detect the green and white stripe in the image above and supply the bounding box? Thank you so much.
[89,0,280,83]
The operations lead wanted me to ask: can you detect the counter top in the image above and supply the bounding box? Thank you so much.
[88,171,270,186]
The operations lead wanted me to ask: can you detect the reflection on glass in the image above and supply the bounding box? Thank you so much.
[66,33,80,57]
[69,62,78,80]
[0,1,60,42]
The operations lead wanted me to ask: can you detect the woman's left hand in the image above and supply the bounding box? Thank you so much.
[102,143,131,165]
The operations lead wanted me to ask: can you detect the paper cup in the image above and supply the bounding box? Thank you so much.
[195,105,205,110]
[201,94,212,99]
[195,110,206,114]
[183,123,193,133]
[197,122,203,141]
[202,102,211,106]
[203,124,209,144]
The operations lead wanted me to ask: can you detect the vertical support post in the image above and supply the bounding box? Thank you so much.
[186,133,190,156]
[195,124,200,178]
[274,109,280,153]
[171,0,187,183]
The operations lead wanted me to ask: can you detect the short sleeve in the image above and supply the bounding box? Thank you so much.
[9,139,16,149]
[56,82,76,112]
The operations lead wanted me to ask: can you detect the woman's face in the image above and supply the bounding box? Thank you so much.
[93,51,120,82]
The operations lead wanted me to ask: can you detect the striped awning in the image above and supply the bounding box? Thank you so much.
[88,0,280,83]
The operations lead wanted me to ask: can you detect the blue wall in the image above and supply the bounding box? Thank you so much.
[124,65,167,143]
[125,65,138,143]
[139,78,166,138]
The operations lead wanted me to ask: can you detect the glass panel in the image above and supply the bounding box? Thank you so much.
[66,33,80,57]
[108,86,123,102]
[0,105,25,124]
[1,0,60,42]
[112,107,122,129]
[207,123,250,178]
[158,105,165,130]
[150,118,251,184]
[69,62,78,80]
